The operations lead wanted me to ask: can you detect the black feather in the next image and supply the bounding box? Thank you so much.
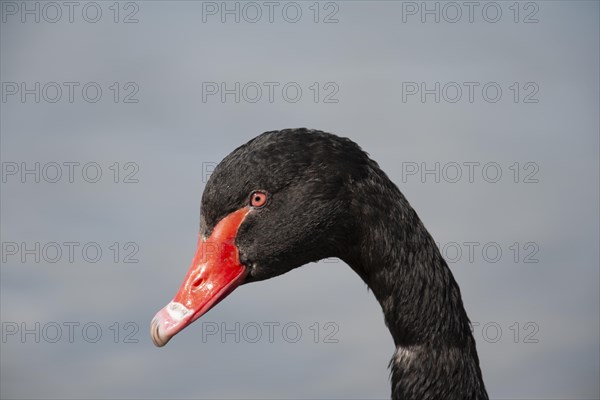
[202,128,488,400]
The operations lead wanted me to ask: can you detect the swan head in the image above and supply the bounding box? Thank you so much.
[151,129,370,347]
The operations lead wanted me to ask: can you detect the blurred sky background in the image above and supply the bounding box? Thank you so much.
[1,1,599,399]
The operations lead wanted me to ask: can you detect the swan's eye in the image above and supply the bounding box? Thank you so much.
[249,191,268,208]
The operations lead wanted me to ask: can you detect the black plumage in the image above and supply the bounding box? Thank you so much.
[200,128,488,400]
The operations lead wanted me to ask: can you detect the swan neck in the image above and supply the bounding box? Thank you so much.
[345,172,488,400]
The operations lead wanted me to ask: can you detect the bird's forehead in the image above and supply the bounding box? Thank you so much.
[200,158,273,231]
[214,146,311,190]
[199,130,355,231]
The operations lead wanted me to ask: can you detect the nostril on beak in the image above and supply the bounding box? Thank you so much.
[192,277,205,289]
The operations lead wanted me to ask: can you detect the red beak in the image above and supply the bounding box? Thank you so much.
[151,207,251,347]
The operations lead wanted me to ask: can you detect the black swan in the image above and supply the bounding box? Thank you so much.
[151,128,488,400]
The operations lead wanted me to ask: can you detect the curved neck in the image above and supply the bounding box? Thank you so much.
[343,168,488,400]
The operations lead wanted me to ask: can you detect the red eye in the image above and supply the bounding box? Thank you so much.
[249,191,268,208]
